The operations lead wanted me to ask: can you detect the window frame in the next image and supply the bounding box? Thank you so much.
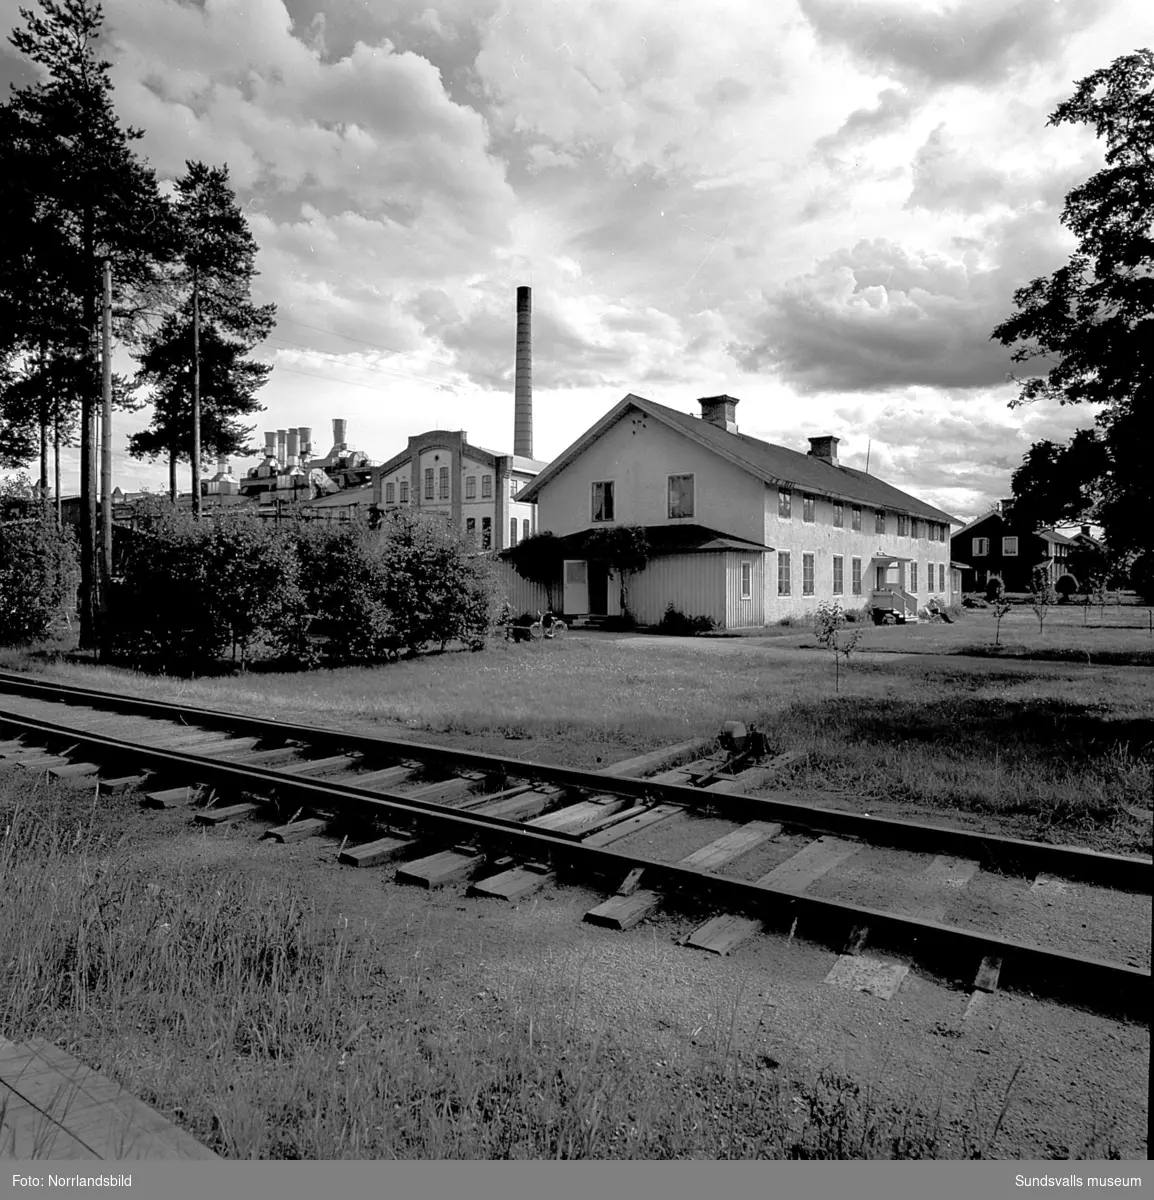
[778,489,792,520]
[522,518,530,541]
[1002,536,1019,557]
[852,506,862,532]
[465,475,476,500]
[973,537,989,556]
[802,494,816,524]
[385,482,395,504]
[509,518,518,546]
[668,473,695,520]
[481,516,491,550]
[851,556,862,596]
[833,501,844,528]
[481,474,492,499]
[740,560,752,600]
[939,563,945,593]
[897,513,910,537]
[399,479,409,504]
[424,467,435,500]
[591,479,615,523]
[438,465,450,501]
[465,517,476,545]
[777,551,791,596]
[875,509,886,535]
[832,555,843,595]
[910,562,918,592]
[802,552,815,596]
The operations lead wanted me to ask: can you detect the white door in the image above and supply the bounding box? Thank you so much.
[563,560,589,614]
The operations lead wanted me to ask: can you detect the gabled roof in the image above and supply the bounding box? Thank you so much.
[516,394,958,523]
[1038,528,1077,547]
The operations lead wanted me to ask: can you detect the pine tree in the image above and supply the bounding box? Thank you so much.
[131,160,275,512]
[1,0,173,647]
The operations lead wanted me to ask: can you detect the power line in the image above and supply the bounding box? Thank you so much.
[275,314,410,356]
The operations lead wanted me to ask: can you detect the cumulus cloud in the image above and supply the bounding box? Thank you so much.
[816,86,921,152]
[798,0,1105,89]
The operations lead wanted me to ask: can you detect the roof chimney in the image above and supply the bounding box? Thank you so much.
[514,286,533,459]
[1000,497,1015,517]
[698,395,739,434]
[807,436,840,466]
[333,418,347,452]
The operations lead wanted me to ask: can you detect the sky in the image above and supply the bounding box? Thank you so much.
[1,0,1149,523]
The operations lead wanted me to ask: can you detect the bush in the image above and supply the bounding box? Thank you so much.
[0,476,78,646]
[1055,573,1079,602]
[657,604,717,635]
[984,576,1005,603]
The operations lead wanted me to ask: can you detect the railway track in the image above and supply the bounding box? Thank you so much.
[0,670,1149,1022]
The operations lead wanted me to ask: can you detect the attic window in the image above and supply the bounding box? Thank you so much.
[591,480,615,522]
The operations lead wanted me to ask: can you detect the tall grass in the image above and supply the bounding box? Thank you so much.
[0,785,980,1160]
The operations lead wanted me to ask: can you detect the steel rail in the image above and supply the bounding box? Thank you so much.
[0,708,1148,1021]
[0,671,1149,892]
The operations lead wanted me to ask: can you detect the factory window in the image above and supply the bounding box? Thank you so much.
[466,517,476,546]
[424,468,434,500]
[509,518,518,546]
[668,473,694,519]
[481,474,492,498]
[439,466,449,500]
[833,501,844,528]
[1003,536,1018,556]
[385,482,395,504]
[875,509,886,535]
[481,517,491,549]
[802,553,815,595]
[510,478,519,498]
[939,563,945,593]
[591,480,615,522]
[910,562,918,592]
[833,555,843,595]
[897,514,909,537]
[973,537,989,556]
[399,480,409,503]
[802,494,815,523]
[778,489,792,519]
[740,560,752,600]
[852,506,861,532]
[777,552,791,596]
[466,475,476,499]
[522,518,530,540]
[851,557,862,595]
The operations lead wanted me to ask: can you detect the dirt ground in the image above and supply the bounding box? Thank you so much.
[33,781,1148,1161]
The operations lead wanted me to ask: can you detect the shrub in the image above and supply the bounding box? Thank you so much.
[984,576,1005,603]
[1055,573,1079,602]
[812,600,864,692]
[1029,565,1058,633]
[0,476,79,646]
[505,532,565,611]
[657,604,717,635]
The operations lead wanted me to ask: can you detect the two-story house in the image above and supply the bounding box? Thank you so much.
[950,501,1076,593]
[371,429,546,552]
[513,394,959,628]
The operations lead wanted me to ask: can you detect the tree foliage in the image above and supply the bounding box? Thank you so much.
[506,531,566,610]
[1010,429,1111,530]
[991,48,1154,560]
[0,474,79,645]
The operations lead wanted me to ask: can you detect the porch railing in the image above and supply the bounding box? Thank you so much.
[870,588,919,618]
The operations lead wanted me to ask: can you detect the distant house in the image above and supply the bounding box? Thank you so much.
[950,500,1075,593]
[513,393,959,628]
[371,429,545,552]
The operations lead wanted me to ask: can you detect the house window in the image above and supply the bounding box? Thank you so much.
[481,517,491,550]
[833,555,843,595]
[385,482,395,504]
[910,562,918,592]
[778,489,792,519]
[833,502,844,528]
[851,557,862,596]
[399,480,409,503]
[875,509,886,535]
[466,475,476,499]
[740,560,752,600]
[509,518,518,546]
[939,563,945,593]
[438,466,450,500]
[897,514,909,537]
[424,468,434,500]
[1003,536,1018,556]
[973,537,989,556]
[777,552,791,596]
[481,474,492,498]
[928,564,935,593]
[803,494,816,523]
[852,506,862,532]
[466,517,476,545]
[668,474,694,519]
[522,519,530,540]
[802,553,815,596]
[911,518,920,539]
[591,480,615,522]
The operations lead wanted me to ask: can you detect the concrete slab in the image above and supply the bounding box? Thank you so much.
[824,955,910,1000]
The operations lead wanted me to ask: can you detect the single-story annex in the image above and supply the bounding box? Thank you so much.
[512,394,960,629]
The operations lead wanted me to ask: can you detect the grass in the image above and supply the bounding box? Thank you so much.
[0,781,971,1160]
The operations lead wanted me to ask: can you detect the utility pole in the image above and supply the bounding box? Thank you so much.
[100,257,113,594]
[191,265,202,518]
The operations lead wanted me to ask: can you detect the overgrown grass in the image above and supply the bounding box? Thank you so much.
[0,785,981,1160]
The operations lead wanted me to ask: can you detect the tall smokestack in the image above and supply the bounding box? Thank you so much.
[333,418,347,451]
[276,429,287,467]
[263,432,276,460]
[298,427,312,463]
[514,286,532,459]
[287,429,300,467]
